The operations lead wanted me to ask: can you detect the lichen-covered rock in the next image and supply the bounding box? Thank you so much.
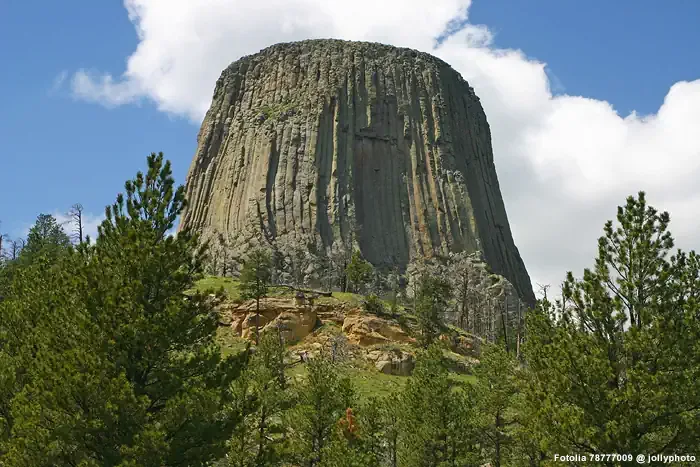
[439,332,479,358]
[229,298,321,342]
[181,40,534,301]
[342,312,415,346]
[366,348,415,376]
[181,39,534,304]
[267,310,318,343]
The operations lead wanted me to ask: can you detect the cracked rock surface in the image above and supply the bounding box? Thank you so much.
[180,39,534,304]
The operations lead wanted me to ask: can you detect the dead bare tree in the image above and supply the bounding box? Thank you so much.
[69,203,85,243]
[0,221,7,260]
[8,239,24,260]
[500,290,510,353]
[329,333,349,364]
[516,299,523,359]
[487,297,497,343]
[218,232,229,276]
[0,235,6,261]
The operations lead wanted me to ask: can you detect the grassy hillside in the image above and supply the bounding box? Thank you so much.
[195,276,480,401]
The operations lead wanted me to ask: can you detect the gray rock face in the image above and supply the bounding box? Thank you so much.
[180,39,534,304]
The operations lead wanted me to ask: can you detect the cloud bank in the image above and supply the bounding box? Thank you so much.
[71,0,700,294]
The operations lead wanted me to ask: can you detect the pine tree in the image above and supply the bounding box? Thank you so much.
[0,243,91,464]
[284,353,355,467]
[239,248,272,345]
[474,344,520,467]
[345,250,373,294]
[21,213,72,262]
[399,345,479,467]
[414,276,451,347]
[2,153,247,466]
[229,331,288,467]
[521,192,700,460]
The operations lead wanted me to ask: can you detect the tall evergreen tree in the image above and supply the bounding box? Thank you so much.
[0,243,89,463]
[522,192,700,461]
[1,153,247,466]
[474,344,520,467]
[284,354,355,467]
[399,345,479,467]
[414,276,451,347]
[239,248,272,345]
[21,213,72,262]
[229,331,288,467]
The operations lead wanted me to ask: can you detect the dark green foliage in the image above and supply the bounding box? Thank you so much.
[0,153,246,466]
[521,192,700,460]
[21,213,72,262]
[239,248,272,344]
[414,276,451,347]
[362,294,386,316]
[284,353,355,466]
[229,331,288,467]
[0,247,89,463]
[345,250,373,293]
[398,345,479,467]
[473,345,520,467]
[354,398,386,467]
[379,394,401,467]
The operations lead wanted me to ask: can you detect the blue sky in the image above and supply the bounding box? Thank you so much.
[0,0,196,237]
[1,0,700,290]
[468,0,700,116]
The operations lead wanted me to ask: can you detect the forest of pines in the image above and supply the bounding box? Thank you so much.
[1,154,699,466]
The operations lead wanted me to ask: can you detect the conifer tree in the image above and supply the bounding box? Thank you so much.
[229,331,288,467]
[0,242,89,463]
[284,353,355,466]
[21,213,72,262]
[345,250,373,294]
[399,345,479,466]
[1,153,247,466]
[239,248,272,344]
[522,192,700,459]
[474,344,520,467]
[414,276,451,347]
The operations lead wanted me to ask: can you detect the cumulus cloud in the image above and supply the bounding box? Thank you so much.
[71,0,700,295]
[72,0,471,119]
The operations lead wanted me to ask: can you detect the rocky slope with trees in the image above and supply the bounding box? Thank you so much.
[2,154,700,466]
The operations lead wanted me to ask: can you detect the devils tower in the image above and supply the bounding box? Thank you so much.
[180,39,535,304]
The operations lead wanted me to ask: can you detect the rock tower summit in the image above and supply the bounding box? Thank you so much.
[180,39,535,304]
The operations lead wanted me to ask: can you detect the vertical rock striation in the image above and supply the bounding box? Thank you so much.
[180,39,535,305]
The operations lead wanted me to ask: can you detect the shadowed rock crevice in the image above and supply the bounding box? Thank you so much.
[180,39,535,305]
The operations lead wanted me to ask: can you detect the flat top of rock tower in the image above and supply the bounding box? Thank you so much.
[226,38,453,71]
[218,39,471,95]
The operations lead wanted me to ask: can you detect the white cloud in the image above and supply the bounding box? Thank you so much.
[71,0,471,120]
[71,0,700,296]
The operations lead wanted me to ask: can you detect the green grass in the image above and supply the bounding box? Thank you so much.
[197,274,477,399]
[450,373,477,386]
[285,362,308,381]
[284,362,409,400]
[192,276,302,301]
[192,275,241,299]
[192,275,374,307]
[215,326,249,357]
[315,291,363,307]
[349,367,408,399]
